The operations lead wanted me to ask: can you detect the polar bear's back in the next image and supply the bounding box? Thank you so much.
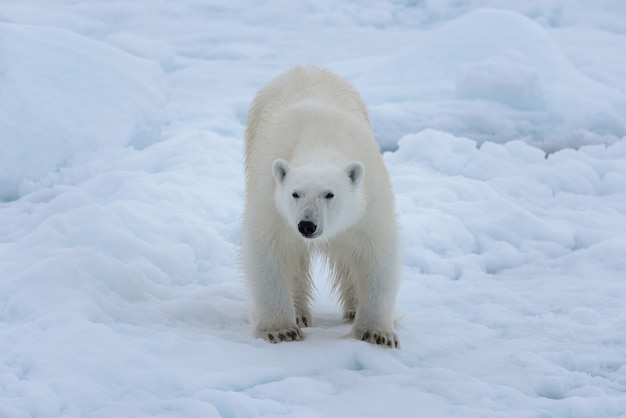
[245,66,370,149]
[244,66,393,210]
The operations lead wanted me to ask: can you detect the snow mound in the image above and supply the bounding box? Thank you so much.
[357,9,626,151]
[387,129,626,280]
[455,50,544,110]
[0,23,168,201]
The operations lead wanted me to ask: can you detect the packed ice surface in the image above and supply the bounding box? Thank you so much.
[1,1,625,417]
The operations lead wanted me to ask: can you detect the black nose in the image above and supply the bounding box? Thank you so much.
[298,221,317,237]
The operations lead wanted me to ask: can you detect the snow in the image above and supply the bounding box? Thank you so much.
[1,1,625,417]
[0,22,168,201]
[353,8,626,152]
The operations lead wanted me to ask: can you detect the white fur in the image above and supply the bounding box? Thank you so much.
[242,66,400,347]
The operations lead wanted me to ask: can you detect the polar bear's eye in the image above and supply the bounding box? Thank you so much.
[292,192,300,199]
[325,192,334,199]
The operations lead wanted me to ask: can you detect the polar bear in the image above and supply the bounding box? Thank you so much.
[242,66,400,348]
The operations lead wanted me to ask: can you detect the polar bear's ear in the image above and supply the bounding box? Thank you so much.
[272,159,290,184]
[345,161,364,186]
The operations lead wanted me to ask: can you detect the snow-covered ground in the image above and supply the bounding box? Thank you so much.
[1,1,625,416]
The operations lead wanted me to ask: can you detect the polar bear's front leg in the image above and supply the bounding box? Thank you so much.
[352,288,399,348]
[350,236,401,348]
[242,228,303,343]
[293,253,314,328]
[351,297,399,348]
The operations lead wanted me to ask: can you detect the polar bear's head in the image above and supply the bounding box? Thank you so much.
[272,159,365,241]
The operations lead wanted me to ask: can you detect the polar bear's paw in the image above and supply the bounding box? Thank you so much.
[262,327,303,343]
[354,328,399,349]
[343,310,356,323]
[296,314,312,328]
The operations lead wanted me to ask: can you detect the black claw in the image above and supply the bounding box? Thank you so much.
[278,333,286,341]
[362,331,370,341]
[268,334,275,342]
